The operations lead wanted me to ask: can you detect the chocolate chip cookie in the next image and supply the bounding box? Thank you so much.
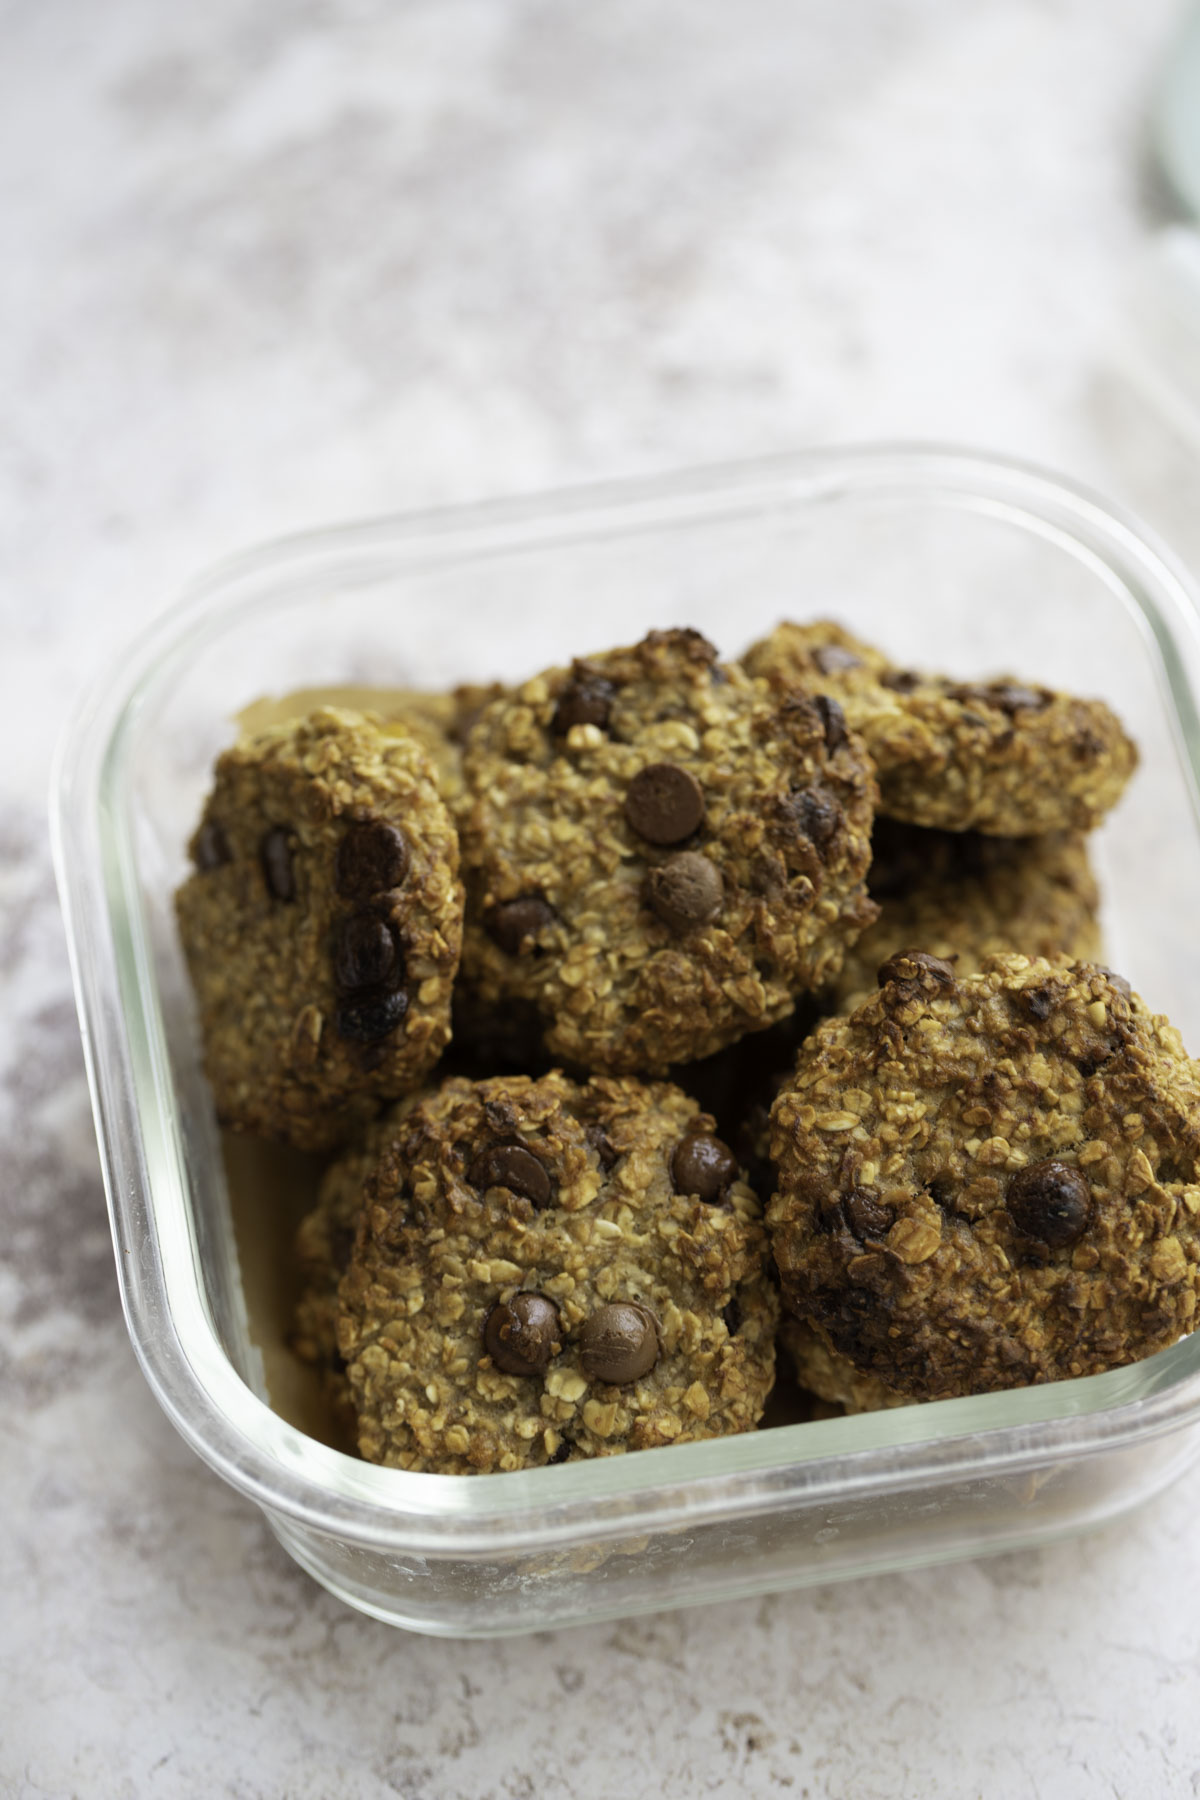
[743,620,1138,835]
[336,1071,778,1472]
[828,820,1102,1012]
[176,708,463,1152]
[458,628,878,1073]
[768,954,1200,1399]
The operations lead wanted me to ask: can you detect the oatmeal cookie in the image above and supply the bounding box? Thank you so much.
[829,820,1102,1011]
[176,708,463,1152]
[337,1071,778,1472]
[778,1317,913,1414]
[458,628,878,1073]
[768,954,1200,1398]
[743,620,1137,835]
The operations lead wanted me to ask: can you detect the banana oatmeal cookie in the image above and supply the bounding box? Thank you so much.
[768,953,1200,1399]
[828,820,1102,1012]
[743,620,1137,835]
[176,708,463,1152]
[458,628,878,1073]
[337,1070,778,1472]
[778,1317,912,1414]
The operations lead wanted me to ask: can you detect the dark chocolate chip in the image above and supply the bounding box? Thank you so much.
[624,763,706,845]
[813,694,847,751]
[880,669,921,694]
[785,787,843,856]
[260,827,296,901]
[483,1292,562,1376]
[332,911,399,992]
[986,682,1051,715]
[721,1295,743,1337]
[671,1132,739,1203]
[1006,1159,1091,1248]
[578,1302,659,1385]
[645,851,723,932]
[1098,967,1133,999]
[876,949,956,991]
[1020,983,1057,1021]
[813,644,864,675]
[552,674,615,735]
[469,1142,553,1209]
[643,627,717,666]
[335,821,411,900]
[844,1187,894,1239]
[487,894,556,955]
[547,1439,572,1465]
[194,819,231,871]
[334,986,409,1044]
[586,1124,619,1171]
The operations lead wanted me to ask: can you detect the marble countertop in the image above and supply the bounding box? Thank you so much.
[6,2,1200,1794]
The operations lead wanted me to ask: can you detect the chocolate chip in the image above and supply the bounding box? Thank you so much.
[483,1292,562,1376]
[547,1439,572,1465]
[785,787,843,856]
[469,1142,553,1209]
[334,987,408,1044]
[880,668,920,694]
[260,828,296,901]
[1098,967,1133,998]
[813,694,847,751]
[1020,983,1057,1021]
[586,1124,619,1171]
[813,644,863,675]
[645,851,723,932]
[194,820,231,871]
[487,895,556,955]
[844,1187,894,1239]
[1007,1159,1091,1248]
[579,1302,659,1385]
[876,949,956,992]
[986,682,1051,715]
[335,821,411,900]
[671,1132,739,1202]
[624,763,706,845]
[552,674,615,735]
[721,1295,743,1336]
[332,911,399,992]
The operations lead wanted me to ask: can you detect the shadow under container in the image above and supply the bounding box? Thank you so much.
[53,446,1200,1636]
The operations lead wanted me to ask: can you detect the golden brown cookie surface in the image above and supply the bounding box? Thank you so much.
[743,620,1137,835]
[176,709,463,1152]
[337,1071,778,1472]
[768,955,1200,1399]
[459,628,878,1073]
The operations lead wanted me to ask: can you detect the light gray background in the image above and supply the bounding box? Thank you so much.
[5,2,1200,1796]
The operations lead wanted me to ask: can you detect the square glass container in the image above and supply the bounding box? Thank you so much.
[53,446,1200,1638]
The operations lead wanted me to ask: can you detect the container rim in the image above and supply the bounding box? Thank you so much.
[51,441,1200,1556]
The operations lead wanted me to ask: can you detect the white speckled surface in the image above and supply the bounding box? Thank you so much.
[7,1,1200,1794]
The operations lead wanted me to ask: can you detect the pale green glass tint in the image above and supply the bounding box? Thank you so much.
[53,447,1200,1636]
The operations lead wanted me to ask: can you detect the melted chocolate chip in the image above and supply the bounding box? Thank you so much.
[547,1439,572,1465]
[469,1142,553,1209]
[671,1132,739,1203]
[1098,967,1133,999]
[334,986,408,1044]
[487,895,556,955]
[785,787,843,856]
[552,674,615,735]
[332,911,399,992]
[986,682,1051,715]
[812,644,863,675]
[880,668,920,694]
[483,1292,562,1376]
[586,1124,619,1171]
[1007,1159,1091,1247]
[194,819,231,871]
[335,821,411,900]
[721,1295,743,1337]
[624,763,706,845]
[1020,983,1058,1022]
[813,694,848,751]
[844,1187,894,1239]
[260,828,296,901]
[645,851,723,932]
[876,949,956,992]
[579,1302,659,1385]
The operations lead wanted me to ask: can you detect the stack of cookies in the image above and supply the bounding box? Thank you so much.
[176,620,1200,1474]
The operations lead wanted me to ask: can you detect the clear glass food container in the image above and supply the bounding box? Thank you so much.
[52,446,1200,1638]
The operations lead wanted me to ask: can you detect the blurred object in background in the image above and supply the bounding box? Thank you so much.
[1156,0,1200,216]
